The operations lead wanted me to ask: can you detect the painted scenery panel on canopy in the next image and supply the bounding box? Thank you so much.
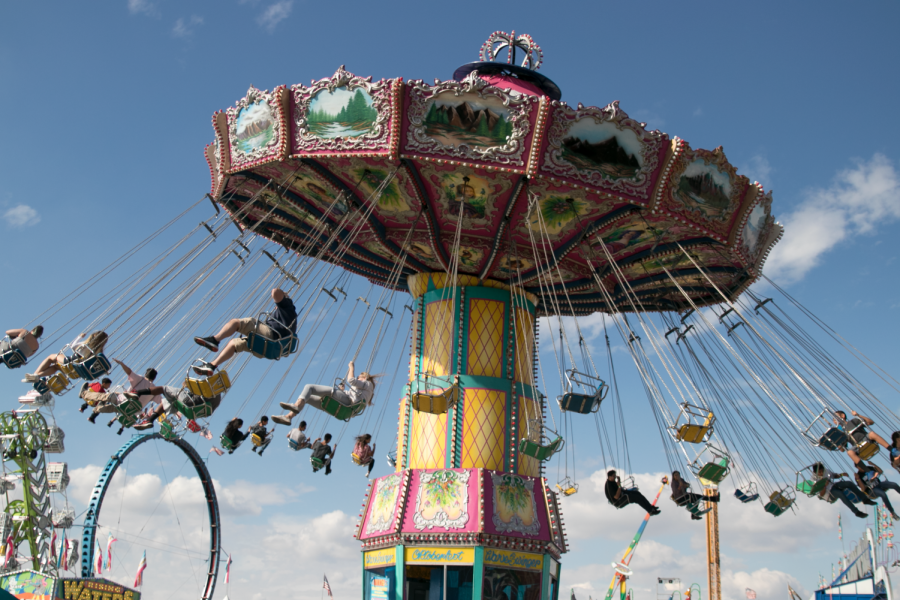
[235,102,276,153]
[419,162,512,231]
[308,86,378,139]
[741,199,771,257]
[675,158,734,220]
[517,182,617,242]
[288,170,349,216]
[405,78,534,167]
[483,472,548,539]
[540,103,666,201]
[561,119,644,179]
[424,93,514,149]
[491,255,535,280]
[327,157,416,217]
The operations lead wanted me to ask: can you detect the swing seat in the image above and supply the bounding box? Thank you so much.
[113,394,142,428]
[72,353,111,380]
[608,495,630,509]
[796,478,829,497]
[518,436,565,462]
[174,394,216,420]
[185,370,231,399]
[685,501,711,517]
[351,452,372,466]
[34,373,70,396]
[410,387,458,414]
[557,392,601,414]
[321,396,365,422]
[186,420,201,433]
[386,451,397,468]
[1,348,27,369]
[220,434,242,453]
[734,489,759,503]
[696,458,730,485]
[816,427,849,451]
[159,417,182,442]
[764,501,791,516]
[675,423,711,444]
[856,440,880,461]
[310,456,326,470]
[251,433,272,447]
[245,331,298,361]
[556,478,579,496]
[288,438,310,451]
[764,491,794,516]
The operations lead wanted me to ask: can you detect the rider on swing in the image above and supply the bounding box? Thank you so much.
[272,361,375,426]
[192,288,297,376]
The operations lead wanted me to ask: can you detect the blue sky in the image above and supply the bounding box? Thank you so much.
[2,2,900,600]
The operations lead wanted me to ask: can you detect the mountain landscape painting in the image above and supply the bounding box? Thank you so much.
[741,203,767,255]
[559,119,644,180]
[308,86,377,139]
[235,102,275,153]
[424,93,513,148]
[676,158,733,218]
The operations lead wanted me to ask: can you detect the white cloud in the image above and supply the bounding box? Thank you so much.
[766,154,900,283]
[4,204,40,227]
[257,1,293,31]
[172,15,204,38]
[744,154,773,189]
[127,0,155,15]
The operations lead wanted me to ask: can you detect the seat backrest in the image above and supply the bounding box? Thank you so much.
[858,441,880,460]
[1,347,27,369]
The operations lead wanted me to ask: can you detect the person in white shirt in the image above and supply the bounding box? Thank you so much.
[82,359,160,424]
[272,361,375,426]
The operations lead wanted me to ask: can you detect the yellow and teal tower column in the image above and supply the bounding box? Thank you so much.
[356,273,568,600]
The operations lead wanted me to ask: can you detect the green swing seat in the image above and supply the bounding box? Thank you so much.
[321,395,365,422]
[159,418,181,442]
[220,434,242,453]
[174,393,217,420]
[518,435,565,462]
[685,500,711,517]
[764,490,794,516]
[696,457,730,485]
[310,456,326,470]
[113,394,143,429]
[796,478,829,497]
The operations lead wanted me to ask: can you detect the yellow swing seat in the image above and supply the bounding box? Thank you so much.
[671,404,715,444]
[185,361,231,399]
[410,374,459,415]
[855,439,880,461]
[556,477,579,496]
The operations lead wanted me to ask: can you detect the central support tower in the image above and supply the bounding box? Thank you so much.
[356,273,567,600]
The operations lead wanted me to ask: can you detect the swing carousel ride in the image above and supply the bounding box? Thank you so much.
[1,30,899,600]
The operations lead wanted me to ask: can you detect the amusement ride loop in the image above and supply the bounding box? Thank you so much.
[80,433,221,600]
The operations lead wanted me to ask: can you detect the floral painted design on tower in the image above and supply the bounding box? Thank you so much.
[364,473,402,536]
[491,473,540,536]
[413,469,470,530]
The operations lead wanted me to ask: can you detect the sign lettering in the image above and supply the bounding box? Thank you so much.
[483,549,543,571]
[404,547,475,564]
